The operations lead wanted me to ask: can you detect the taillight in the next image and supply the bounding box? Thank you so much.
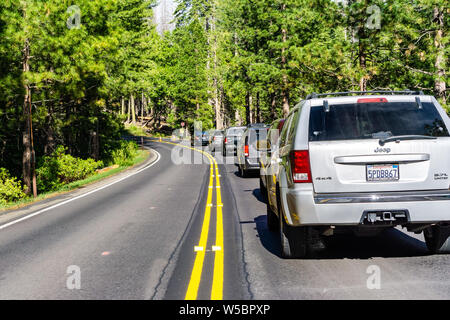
[290,150,312,183]
[244,145,249,157]
[224,137,228,144]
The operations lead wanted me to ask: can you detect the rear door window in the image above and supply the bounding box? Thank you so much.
[286,110,299,144]
[309,101,450,141]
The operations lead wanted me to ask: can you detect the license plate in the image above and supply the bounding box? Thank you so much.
[367,164,399,182]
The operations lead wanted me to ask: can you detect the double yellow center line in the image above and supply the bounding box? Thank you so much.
[158,140,224,300]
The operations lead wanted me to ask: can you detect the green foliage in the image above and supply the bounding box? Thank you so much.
[0,168,26,205]
[0,0,448,195]
[0,0,160,191]
[36,146,103,193]
[109,141,139,167]
[124,124,147,137]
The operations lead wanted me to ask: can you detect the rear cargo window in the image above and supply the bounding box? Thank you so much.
[227,128,245,136]
[248,128,268,144]
[309,101,450,141]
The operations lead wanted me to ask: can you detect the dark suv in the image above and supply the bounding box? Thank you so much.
[222,126,247,156]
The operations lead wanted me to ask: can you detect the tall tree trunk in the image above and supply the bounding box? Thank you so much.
[127,98,131,123]
[358,13,368,92]
[245,91,251,125]
[281,3,290,117]
[256,92,261,123]
[44,105,55,155]
[235,109,242,126]
[359,40,367,91]
[434,6,446,103]
[141,92,145,120]
[22,37,37,197]
[131,94,136,124]
[91,119,99,161]
[270,93,277,119]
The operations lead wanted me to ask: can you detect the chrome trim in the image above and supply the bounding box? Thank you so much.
[314,190,450,204]
[334,153,430,165]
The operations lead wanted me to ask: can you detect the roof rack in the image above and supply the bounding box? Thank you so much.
[305,90,425,100]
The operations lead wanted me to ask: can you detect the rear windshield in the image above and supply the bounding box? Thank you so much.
[227,128,245,136]
[247,128,268,144]
[309,101,450,141]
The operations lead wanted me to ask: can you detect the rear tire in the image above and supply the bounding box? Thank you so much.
[259,177,267,202]
[266,202,278,232]
[424,225,450,254]
[277,188,310,259]
[279,215,309,259]
[239,166,248,178]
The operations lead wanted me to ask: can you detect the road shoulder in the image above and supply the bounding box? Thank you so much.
[0,147,159,228]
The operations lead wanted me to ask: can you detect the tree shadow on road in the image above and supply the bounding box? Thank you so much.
[252,215,431,260]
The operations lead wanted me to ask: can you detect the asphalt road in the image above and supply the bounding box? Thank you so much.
[0,140,449,300]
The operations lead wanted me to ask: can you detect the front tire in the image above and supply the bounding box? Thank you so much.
[424,225,450,254]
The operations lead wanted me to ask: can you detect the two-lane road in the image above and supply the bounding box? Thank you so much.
[0,140,449,300]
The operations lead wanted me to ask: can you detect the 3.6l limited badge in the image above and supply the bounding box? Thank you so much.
[434,173,449,180]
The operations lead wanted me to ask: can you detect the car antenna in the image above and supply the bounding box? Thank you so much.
[323,100,330,113]
[415,97,423,110]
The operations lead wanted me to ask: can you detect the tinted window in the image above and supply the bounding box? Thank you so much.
[247,128,268,144]
[309,102,449,141]
[279,113,294,147]
[286,110,299,143]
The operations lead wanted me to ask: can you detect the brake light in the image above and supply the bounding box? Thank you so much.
[224,137,228,144]
[244,145,249,157]
[290,150,312,183]
[357,98,388,103]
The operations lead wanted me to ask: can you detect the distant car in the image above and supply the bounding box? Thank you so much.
[222,126,247,156]
[236,125,269,177]
[191,131,210,146]
[268,91,450,258]
[210,130,224,152]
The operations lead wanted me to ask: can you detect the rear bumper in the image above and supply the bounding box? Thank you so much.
[243,158,261,171]
[284,188,450,226]
[224,144,237,152]
[314,190,450,204]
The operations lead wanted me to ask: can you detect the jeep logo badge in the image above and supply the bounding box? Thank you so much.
[374,147,391,153]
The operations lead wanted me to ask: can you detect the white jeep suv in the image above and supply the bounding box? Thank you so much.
[268,91,450,258]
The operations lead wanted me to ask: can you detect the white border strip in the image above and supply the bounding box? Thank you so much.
[0,148,161,231]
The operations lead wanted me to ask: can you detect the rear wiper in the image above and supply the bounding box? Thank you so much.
[379,135,437,146]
